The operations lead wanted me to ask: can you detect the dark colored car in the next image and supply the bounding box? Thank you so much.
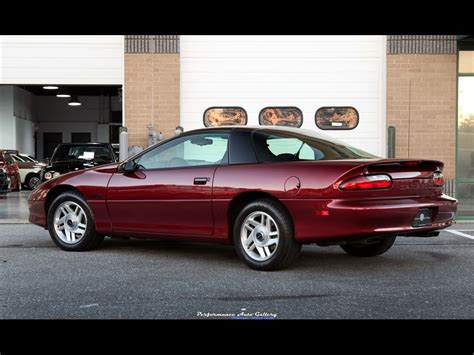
[111,143,120,159]
[41,143,117,183]
[0,166,10,192]
[0,150,21,192]
[29,127,457,271]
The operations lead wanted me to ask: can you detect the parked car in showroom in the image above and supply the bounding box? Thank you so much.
[0,166,11,193]
[0,150,21,191]
[40,143,118,183]
[9,151,45,190]
[29,126,457,271]
[19,153,43,164]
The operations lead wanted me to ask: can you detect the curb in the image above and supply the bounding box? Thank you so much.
[0,219,30,224]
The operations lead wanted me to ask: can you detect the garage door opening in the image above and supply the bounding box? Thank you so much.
[0,84,122,160]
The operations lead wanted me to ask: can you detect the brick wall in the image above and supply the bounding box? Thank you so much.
[387,54,457,179]
[124,53,180,148]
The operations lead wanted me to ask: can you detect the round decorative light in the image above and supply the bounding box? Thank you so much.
[52,172,61,178]
[44,172,52,180]
[43,85,59,90]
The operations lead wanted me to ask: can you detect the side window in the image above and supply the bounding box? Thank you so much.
[253,132,325,163]
[259,107,303,127]
[203,107,247,127]
[136,133,229,170]
[315,107,359,130]
[266,138,318,160]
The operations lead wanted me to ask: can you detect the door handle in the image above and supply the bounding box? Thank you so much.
[194,177,210,185]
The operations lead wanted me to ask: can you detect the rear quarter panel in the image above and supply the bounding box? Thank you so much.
[212,161,365,239]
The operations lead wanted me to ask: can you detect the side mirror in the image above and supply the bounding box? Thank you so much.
[121,160,138,173]
[41,158,50,165]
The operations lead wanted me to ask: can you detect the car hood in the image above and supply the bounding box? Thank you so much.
[46,160,115,173]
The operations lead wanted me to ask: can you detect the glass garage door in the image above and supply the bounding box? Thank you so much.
[456,51,474,218]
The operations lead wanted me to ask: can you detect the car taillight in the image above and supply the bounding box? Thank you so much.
[339,174,392,190]
[433,172,444,187]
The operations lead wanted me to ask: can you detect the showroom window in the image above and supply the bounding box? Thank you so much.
[203,107,247,127]
[315,107,359,130]
[259,107,303,127]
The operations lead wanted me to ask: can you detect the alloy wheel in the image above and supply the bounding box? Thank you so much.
[53,201,87,244]
[240,211,279,261]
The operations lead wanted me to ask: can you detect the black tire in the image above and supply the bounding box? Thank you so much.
[233,198,301,271]
[25,174,41,190]
[47,191,104,251]
[340,236,396,257]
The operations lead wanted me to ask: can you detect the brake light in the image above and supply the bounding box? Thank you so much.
[433,172,444,187]
[339,174,392,190]
[403,161,419,166]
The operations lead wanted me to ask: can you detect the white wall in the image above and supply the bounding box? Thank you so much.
[0,86,15,149]
[180,35,387,157]
[15,117,35,156]
[0,36,124,85]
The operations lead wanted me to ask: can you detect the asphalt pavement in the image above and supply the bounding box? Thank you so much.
[1,222,473,319]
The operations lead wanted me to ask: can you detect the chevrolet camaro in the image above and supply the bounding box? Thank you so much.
[29,126,458,270]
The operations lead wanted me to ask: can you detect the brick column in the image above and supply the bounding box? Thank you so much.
[124,36,180,148]
[386,36,457,179]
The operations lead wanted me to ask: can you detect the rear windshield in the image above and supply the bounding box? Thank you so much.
[52,145,114,163]
[253,130,377,163]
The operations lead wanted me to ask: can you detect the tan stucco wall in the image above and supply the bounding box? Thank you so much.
[124,53,180,148]
[387,54,457,179]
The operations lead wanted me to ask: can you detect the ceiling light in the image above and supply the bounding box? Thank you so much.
[68,95,82,106]
[43,85,59,90]
[56,88,71,98]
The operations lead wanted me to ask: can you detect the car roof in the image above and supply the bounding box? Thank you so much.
[181,125,340,142]
[56,143,111,146]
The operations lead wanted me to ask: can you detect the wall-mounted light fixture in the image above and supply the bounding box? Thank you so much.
[68,95,82,106]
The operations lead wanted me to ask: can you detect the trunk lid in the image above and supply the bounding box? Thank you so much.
[336,159,444,198]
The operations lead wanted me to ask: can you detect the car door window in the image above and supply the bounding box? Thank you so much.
[136,133,229,170]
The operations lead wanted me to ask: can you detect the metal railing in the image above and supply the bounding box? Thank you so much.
[387,35,457,54]
[443,178,455,197]
[125,35,180,54]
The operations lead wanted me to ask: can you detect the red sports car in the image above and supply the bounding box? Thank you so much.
[0,150,21,192]
[29,127,457,270]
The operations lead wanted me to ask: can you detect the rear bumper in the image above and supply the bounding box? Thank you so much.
[284,194,457,243]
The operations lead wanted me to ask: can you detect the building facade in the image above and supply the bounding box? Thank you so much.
[1,35,473,216]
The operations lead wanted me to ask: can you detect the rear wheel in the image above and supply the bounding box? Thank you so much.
[47,191,104,251]
[340,236,396,257]
[233,199,301,271]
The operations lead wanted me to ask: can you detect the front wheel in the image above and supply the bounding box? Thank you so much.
[47,191,104,251]
[233,199,301,271]
[25,174,41,190]
[340,236,396,257]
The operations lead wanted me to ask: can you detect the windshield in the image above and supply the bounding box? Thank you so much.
[21,155,37,163]
[12,154,26,162]
[253,129,378,163]
[52,145,114,163]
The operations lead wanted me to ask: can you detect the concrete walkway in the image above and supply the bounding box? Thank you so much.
[0,191,31,223]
